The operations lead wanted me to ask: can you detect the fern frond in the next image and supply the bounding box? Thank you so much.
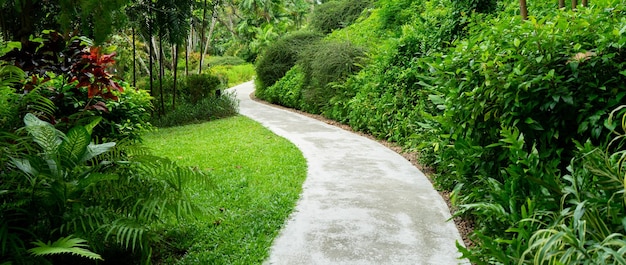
[20,84,56,118]
[28,235,102,261]
[61,206,110,236]
[104,218,150,251]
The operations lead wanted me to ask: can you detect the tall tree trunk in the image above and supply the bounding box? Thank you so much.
[520,0,528,20]
[149,10,154,97]
[201,1,220,69]
[173,44,178,110]
[159,36,165,115]
[582,0,588,7]
[185,39,189,77]
[132,27,137,88]
[152,37,160,70]
[198,0,208,75]
[559,0,565,8]
[572,0,578,9]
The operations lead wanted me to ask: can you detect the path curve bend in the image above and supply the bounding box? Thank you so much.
[229,82,467,265]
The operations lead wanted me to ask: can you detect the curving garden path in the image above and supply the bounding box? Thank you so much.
[228,82,467,265]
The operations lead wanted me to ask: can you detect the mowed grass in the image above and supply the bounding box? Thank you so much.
[141,115,307,264]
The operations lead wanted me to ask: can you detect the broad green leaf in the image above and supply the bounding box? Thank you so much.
[59,126,90,168]
[23,114,64,156]
[11,158,38,184]
[83,116,102,135]
[81,142,116,162]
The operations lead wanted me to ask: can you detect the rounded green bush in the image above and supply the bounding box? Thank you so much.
[309,0,373,34]
[254,31,323,91]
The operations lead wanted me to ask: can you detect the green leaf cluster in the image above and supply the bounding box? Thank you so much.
[1,113,209,264]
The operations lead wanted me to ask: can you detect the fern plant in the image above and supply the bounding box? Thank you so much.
[3,113,208,264]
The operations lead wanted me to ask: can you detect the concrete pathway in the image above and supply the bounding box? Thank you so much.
[229,82,466,265]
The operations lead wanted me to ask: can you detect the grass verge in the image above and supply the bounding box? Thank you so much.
[141,115,307,264]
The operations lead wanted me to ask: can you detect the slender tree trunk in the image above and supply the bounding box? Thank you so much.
[149,11,154,96]
[137,55,150,75]
[582,0,588,7]
[520,0,528,20]
[152,37,160,70]
[202,4,219,69]
[198,0,208,74]
[185,39,189,77]
[132,27,137,88]
[559,0,565,8]
[159,36,165,115]
[173,44,178,110]
[572,0,577,9]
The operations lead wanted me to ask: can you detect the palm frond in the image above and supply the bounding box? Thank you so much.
[28,235,102,261]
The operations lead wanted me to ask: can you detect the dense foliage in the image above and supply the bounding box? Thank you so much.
[309,0,374,34]
[254,31,323,91]
[0,31,151,142]
[256,0,626,263]
[0,34,213,264]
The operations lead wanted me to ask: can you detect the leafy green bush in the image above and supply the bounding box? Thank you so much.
[254,31,323,91]
[309,0,373,34]
[186,73,223,104]
[298,40,366,113]
[100,82,154,142]
[151,91,239,128]
[262,65,307,109]
[432,4,626,263]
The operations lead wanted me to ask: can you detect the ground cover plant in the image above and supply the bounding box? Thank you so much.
[141,116,307,264]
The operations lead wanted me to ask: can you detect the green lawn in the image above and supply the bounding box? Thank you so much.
[142,115,307,264]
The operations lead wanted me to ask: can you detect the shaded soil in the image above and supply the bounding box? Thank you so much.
[249,93,475,248]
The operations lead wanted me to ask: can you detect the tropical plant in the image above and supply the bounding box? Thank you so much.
[0,32,153,142]
[1,113,208,264]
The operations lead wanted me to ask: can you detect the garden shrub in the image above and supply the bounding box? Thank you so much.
[430,4,626,262]
[342,0,455,148]
[309,0,373,34]
[186,73,223,104]
[298,40,366,113]
[254,30,323,91]
[262,65,307,109]
[151,91,239,128]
